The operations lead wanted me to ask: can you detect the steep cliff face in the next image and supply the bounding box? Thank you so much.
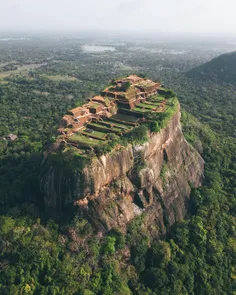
[41,106,204,234]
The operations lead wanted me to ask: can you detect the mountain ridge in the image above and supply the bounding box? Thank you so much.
[188,51,236,84]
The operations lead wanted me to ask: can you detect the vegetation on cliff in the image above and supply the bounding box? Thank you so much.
[92,95,178,157]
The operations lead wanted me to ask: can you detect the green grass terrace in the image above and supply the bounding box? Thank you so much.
[64,87,177,152]
[87,122,124,134]
[67,133,105,148]
[112,113,141,124]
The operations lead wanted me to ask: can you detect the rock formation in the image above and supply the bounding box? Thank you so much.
[41,104,204,234]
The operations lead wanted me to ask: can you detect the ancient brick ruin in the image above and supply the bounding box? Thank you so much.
[58,75,161,137]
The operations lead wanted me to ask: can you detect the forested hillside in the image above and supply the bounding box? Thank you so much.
[159,52,236,138]
[165,75,236,138]
[188,51,236,84]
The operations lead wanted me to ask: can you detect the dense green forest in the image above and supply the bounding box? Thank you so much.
[0,39,236,294]
[188,51,236,84]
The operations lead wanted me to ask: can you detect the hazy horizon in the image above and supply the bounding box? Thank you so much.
[1,30,236,44]
[1,0,236,37]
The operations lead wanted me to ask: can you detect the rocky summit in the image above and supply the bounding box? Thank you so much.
[41,75,204,234]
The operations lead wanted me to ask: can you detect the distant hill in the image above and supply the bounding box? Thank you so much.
[188,51,236,84]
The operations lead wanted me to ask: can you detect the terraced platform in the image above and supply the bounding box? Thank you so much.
[65,92,172,150]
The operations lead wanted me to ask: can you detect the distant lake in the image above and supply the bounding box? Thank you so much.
[82,45,116,52]
[128,47,188,55]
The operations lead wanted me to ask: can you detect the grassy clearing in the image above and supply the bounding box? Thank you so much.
[68,134,102,146]
[41,74,79,81]
[0,63,44,78]
[81,130,108,140]
[91,121,119,129]
[136,103,156,110]
[151,95,166,101]
[88,122,122,133]
[113,113,140,123]
[92,130,108,138]
[0,72,14,79]
[144,101,161,107]
[133,107,151,113]
[0,61,17,67]
[0,80,9,85]
[105,119,134,128]
[120,108,147,118]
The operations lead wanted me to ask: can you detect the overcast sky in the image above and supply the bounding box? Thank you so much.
[1,0,236,36]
